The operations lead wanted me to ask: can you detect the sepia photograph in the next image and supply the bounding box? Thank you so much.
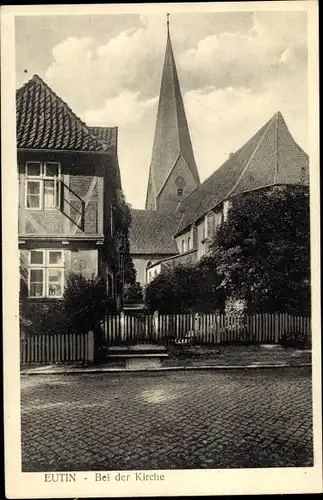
[2,1,321,498]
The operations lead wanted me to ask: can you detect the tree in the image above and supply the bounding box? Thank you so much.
[124,281,144,302]
[145,261,224,313]
[210,186,310,314]
[114,189,136,285]
[195,256,226,312]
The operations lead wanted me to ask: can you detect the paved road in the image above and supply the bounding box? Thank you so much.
[21,368,313,471]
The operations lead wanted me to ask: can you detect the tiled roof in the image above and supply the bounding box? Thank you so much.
[89,126,121,188]
[16,75,105,152]
[88,126,118,151]
[175,111,309,235]
[129,209,182,254]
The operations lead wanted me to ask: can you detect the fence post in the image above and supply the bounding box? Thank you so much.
[215,314,221,344]
[120,311,125,342]
[87,331,94,363]
[194,313,199,336]
[153,310,159,340]
[274,313,280,343]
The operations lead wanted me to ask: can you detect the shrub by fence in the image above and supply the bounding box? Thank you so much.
[20,331,94,364]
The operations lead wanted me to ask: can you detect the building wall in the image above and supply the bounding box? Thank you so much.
[18,149,122,306]
[175,226,195,254]
[69,249,98,278]
[20,244,99,303]
[196,219,206,260]
[156,155,199,212]
[146,249,198,282]
[146,263,162,283]
[132,253,176,285]
[18,150,107,238]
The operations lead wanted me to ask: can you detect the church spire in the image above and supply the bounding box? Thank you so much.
[145,15,200,211]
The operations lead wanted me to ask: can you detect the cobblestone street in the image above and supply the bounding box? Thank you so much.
[21,368,313,471]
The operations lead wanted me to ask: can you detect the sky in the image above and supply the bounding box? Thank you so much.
[15,10,308,209]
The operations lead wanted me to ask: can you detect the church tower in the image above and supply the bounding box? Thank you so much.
[145,15,200,212]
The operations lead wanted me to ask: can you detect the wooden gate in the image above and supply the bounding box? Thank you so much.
[103,312,156,345]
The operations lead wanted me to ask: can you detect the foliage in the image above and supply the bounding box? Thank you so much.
[145,261,224,313]
[210,186,310,314]
[144,186,310,315]
[62,273,116,334]
[123,281,143,302]
[114,189,136,285]
[19,265,29,335]
[22,272,116,339]
[279,330,311,349]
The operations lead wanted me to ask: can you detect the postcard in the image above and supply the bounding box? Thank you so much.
[2,1,321,498]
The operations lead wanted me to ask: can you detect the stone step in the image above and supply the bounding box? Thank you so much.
[108,344,166,352]
[106,353,169,359]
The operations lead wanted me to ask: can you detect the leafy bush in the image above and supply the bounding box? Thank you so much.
[23,272,116,340]
[63,273,115,334]
[145,262,224,313]
[124,281,143,302]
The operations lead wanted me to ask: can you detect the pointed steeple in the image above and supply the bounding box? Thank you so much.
[145,16,200,211]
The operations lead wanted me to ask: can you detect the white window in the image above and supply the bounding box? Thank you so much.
[25,162,61,210]
[28,250,64,298]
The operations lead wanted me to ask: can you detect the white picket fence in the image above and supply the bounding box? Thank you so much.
[20,331,94,364]
[103,312,311,345]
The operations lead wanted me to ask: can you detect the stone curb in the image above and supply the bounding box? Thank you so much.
[20,362,312,375]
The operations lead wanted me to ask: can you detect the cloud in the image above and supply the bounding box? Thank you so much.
[44,16,166,112]
[44,11,307,116]
[38,11,308,209]
[178,11,307,93]
[83,91,158,126]
[184,78,308,183]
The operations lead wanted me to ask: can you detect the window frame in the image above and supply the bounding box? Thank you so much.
[28,268,45,299]
[25,178,42,211]
[28,249,65,299]
[25,161,61,211]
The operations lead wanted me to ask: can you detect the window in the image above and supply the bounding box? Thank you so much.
[175,176,186,197]
[181,239,186,253]
[188,236,191,250]
[28,250,64,298]
[25,162,61,210]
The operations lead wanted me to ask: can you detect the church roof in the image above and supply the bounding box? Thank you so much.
[129,209,182,254]
[16,75,105,152]
[145,26,200,208]
[175,111,309,235]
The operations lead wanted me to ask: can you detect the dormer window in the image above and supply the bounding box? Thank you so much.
[25,162,61,210]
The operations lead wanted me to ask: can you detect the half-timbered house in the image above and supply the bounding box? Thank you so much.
[17,75,123,309]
